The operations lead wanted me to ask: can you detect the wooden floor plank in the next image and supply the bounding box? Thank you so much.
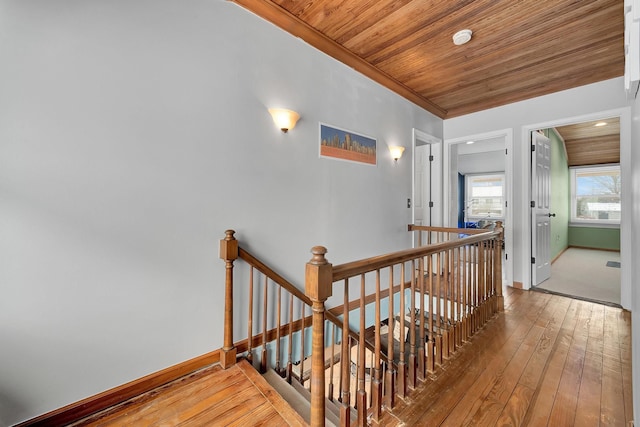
[574,304,604,426]
[547,300,592,426]
[600,306,628,427]
[521,298,580,427]
[517,296,571,391]
[407,291,551,426]
[75,289,632,427]
[616,307,634,424]
[494,383,535,426]
[446,296,551,426]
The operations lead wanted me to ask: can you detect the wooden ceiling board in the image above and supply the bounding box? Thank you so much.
[556,119,620,167]
[556,118,620,140]
[232,0,624,119]
[405,4,622,96]
[433,39,623,116]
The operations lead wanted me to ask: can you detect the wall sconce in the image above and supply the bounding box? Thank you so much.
[389,145,405,162]
[268,108,300,133]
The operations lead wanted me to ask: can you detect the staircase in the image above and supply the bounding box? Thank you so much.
[219,224,505,427]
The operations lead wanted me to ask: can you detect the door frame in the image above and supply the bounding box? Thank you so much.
[412,129,442,246]
[443,128,513,288]
[521,107,631,310]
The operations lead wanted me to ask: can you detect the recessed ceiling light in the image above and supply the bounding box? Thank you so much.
[466,140,475,145]
[453,29,473,46]
[595,122,607,127]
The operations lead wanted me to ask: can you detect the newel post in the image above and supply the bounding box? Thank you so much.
[494,221,504,312]
[219,230,238,369]
[305,246,333,427]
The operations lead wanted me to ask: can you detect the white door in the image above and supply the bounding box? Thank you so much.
[531,131,552,285]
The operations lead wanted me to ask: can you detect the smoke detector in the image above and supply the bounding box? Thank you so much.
[453,29,472,46]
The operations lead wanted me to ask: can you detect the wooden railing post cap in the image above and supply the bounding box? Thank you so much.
[309,246,328,265]
[305,246,332,301]
[219,230,238,261]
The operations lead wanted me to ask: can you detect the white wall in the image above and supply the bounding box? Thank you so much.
[0,1,441,424]
[457,150,505,175]
[444,78,631,296]
[630,87,640,427]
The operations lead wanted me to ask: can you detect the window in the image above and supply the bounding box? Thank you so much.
[465,173,504,220]
[570,165,621,226]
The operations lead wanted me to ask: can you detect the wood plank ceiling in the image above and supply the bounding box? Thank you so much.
[555,118,620,166]
[232,0,624,119]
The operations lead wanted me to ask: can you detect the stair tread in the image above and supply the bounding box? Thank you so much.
[263,369,339,427]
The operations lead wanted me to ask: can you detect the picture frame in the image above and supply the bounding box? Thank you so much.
[319,123,377,165]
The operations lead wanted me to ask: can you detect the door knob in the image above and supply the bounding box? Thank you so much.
[548,213,556,217]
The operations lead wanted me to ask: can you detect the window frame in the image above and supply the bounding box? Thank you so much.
[569,164,621,228]
[464,172,505,221]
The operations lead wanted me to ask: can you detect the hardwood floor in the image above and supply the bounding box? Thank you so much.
[71,288,632,426]
[378,287,633,426]
[70,359,305,427]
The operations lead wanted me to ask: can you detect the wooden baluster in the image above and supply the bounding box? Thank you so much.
[248,267,254,364]
[427,255,435,374]
[408,259,416,389]
[219,230,238,369]
[341,278,351,425]
[452,247,458,349]
[467,245,473,339]
[299,301,306,385]
[442,250,449,360]
[457,246,463,348]
[371,270,383,424]
[328,324,336,402]
[287,293,294,383]
[471,243,477,334]
[368,350,374,407]
[448,248,455,355]
[397,263,406,399]
[495,221,504,311]
[305,246,332,427]
[487,238,494,317]
[261,276,268,374]
[338,327,344,403]
[435,252,443,366]
[418,256,426,380]
[276,285,282,374]
[479,241,486,327]
[385,266,395,409]
[357,274,367,426]
[451,247,458,353]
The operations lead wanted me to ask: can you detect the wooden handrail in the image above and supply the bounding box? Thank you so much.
[239,247,313,306]
[408,224,490,234]
[332,228,500,281]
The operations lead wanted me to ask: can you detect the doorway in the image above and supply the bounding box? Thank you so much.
[443,129,513,287]
[529,120,622,306]
[412,129,442,233]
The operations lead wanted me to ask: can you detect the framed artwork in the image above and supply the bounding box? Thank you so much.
[319,123,377,165]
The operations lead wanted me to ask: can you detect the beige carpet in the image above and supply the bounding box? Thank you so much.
[534,247,621,306]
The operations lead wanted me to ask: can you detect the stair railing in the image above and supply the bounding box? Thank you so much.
[220,224,504,427]
[219,231,363,394]
[304,223,504,427]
